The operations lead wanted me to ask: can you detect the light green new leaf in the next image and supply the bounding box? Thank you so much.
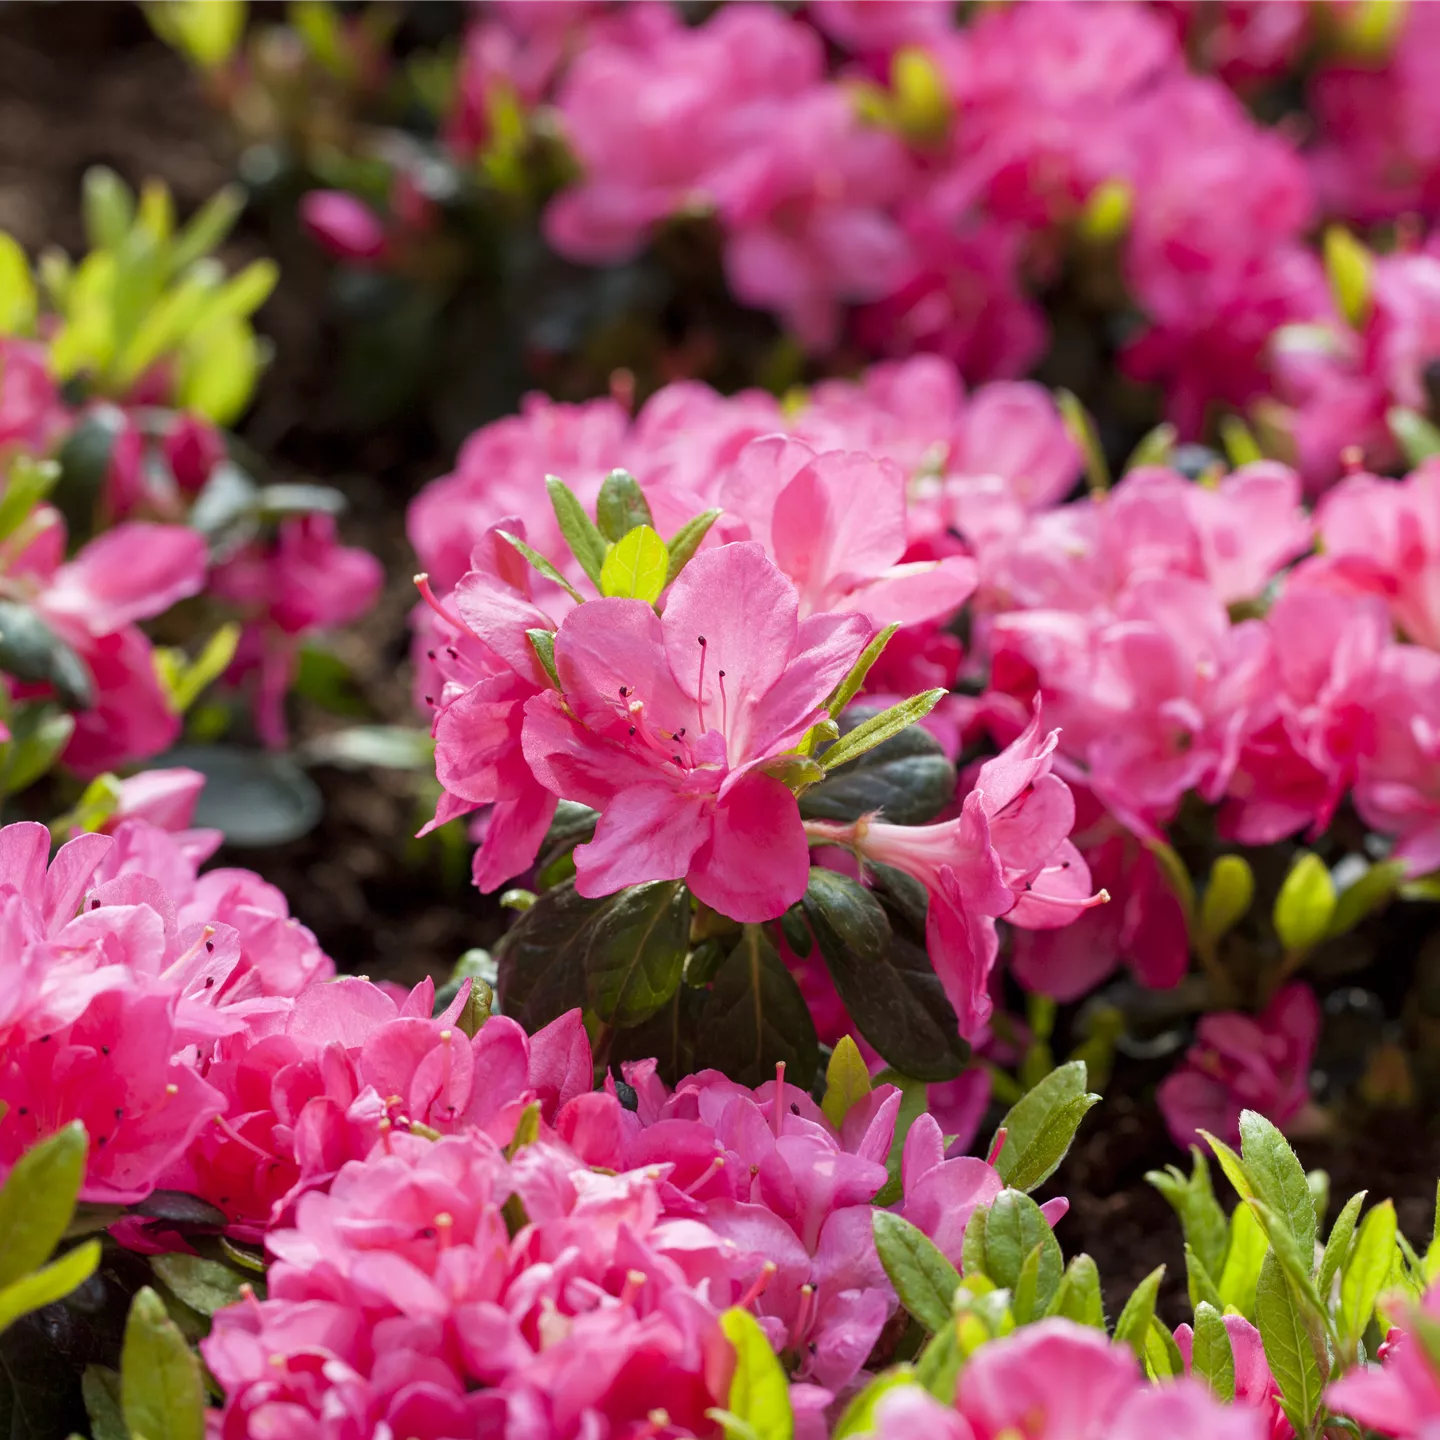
[0,1239,100,1334]
[599,524,668,603]
[1218,1200,1269,1320]
[826,624,899,720]
[991,1061,1088,1186]
[0,1121,88,1289]
[822,1036,873,1129]
[1050,1253,1105,1329]
[1272,852,1336,957]
[1318,1190,1367,1302]
[495,530,584,604]
[713,1306,793,1440]
[1199,1129,1256,1204]
[1143,1315,1184,1381]
[1199,854,1255,945]
[1340,1199,1397,1354]
[818,690,946,773]
[0,232,36,335]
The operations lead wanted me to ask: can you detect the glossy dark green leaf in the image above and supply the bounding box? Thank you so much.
[152,1253,248,1317]
[696,925,819,1089]
[803,869,968,1082]
[130,1191,229,1229]
[802,712,955,825]
[873,1211,961,1334]
[187,458,260,559]
[0,601,94,710]
[594,469,654,543]
[584,881,690,1027]
[55,405,126,539]
[495,879,602,1031]
[160,745,322,847]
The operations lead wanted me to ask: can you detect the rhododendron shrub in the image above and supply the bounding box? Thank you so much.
[0,174,381,815]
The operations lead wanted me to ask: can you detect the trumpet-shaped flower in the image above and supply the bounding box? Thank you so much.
[523,542,870,921]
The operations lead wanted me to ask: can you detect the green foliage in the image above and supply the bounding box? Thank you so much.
[711,1307,793,1440]
[990,1062,1097,1193]
[873,1211,962,1333]
[120,1288,206,1440]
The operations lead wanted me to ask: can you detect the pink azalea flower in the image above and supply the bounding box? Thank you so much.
[825,705,1101,1039]
[719,436,977,625]
[523,542,870,922]
[211,514,383,747]
[1327,1287,1440,1439]
[1309,462,1440,652]
[0,336,70,453]
[1176,1311,1294,1439]
[299,190,389,264]
[1158,982,1321,1149]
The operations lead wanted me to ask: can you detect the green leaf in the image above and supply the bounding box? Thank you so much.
[199,258,278,326]
[1239,1109,1317,1262]
[82,1366,127,1440]
[818,690,947,773]
[833,1368,915,1438]
[0,455,59,545]
[799,718,955,827]
[599,524,669,603]
[0,1123,88,1290]
[0,704,76,797]
[1246,1199,1324,1317]
[826,624,900,719]
[1319,1190,1366,1303]
[143,0,246,69]
[494,880,599,1031]
[1340,1199,1397,1354]
[1327,859,1407,939]
[157,622,241,714]
[1192,1302,1236,1402]
[1114,1266,1165,1358]
[0,1240,100,1335]
[120,1288,205,1440]
[1198,855,1255,946]
[177,315,261,426]
[961,1205,989,1282]
[1143,1315,1184,1380]
[1012,1242,1046,1325]
[695,925,820,1089]
[1324,225,1373,328]
[915,1321,962,1401]
[594,470,654,543]
[1272,852,1336,957]
[1123,422,1177,472]
[822,1036,873,1130]
[873,1211,962,1334]
[1219,414,1265,469]
[665,509,722,585]
[526,629,560,690]
[1184,1243,1224,1314]
[583,880,691,1028]
[545,476,607,590]
[1056,389,1110,495]
[803,868,968,1083]
[168,184,246,274]
[982,1190,1062,1314]
[1050,1253,1105,1328]
[152,1253,247,1317]
[1199,1130,1256,1204]
[1003,1092,1100,1194]
[1388,406,1440,467]
[81,167,135,253]
[991,1061,1088,1189]
[0,600,94,711]
[0,233,36,336]
[715,1307,793,1440]
[495,530,584,604]
[1255,1250,1324,1431]
[1147,1148,1230,1283]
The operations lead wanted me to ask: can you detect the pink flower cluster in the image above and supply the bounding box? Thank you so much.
[870,1316,1263,1439]
[0,342,382,758]
[1327,1279,1440,1439]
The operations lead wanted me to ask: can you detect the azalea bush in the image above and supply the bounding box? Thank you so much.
[0,167,381,836]
[5,0,1440,1437]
